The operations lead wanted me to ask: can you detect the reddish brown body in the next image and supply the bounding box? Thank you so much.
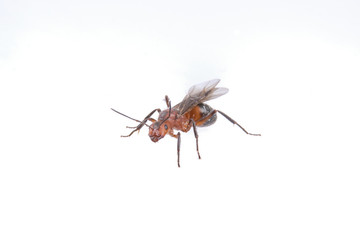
[149,103,216,142]
[111,79,260,167]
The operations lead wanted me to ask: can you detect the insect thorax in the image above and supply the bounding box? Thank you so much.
[158,109,178,121]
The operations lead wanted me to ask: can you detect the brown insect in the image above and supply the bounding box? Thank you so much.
[111,79,260,167]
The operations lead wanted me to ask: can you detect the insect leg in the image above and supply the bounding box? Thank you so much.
[217,110,261,136]
[177,132,181,168]
[191,119,201,159]
[121,108,161,137]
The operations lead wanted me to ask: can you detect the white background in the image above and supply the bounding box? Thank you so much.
[1,0,359,239]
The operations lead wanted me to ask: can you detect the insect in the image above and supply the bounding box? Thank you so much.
[111,79,261,167]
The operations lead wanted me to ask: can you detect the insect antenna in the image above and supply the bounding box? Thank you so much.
[110,108,152,128]
[158,97,172,127]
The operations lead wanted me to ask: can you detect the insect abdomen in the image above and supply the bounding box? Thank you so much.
[197,103,217,127]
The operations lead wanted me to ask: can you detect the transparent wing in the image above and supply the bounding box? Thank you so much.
[174,79,229,115]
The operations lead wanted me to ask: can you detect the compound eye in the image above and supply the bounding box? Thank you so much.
[164,124,168,130]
